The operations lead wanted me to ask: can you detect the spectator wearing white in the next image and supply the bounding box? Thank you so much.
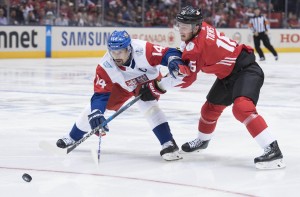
[77,12,86,26]
[24,0,34,20]
[0,8,7,25]
[55,13,69,26]
[45,11,55,25]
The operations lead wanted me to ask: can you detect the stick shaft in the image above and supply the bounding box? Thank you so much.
[66,95,141,154]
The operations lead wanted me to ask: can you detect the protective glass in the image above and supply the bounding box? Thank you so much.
[174,21,193,33]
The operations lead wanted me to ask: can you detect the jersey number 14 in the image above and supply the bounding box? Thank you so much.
[152,45,166,56]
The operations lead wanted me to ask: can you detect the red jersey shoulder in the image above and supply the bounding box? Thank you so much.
[182,37,199,59]
[182,23,214,58]
[94,65,113,93]
[202,22,253,53]
[182,31,205,66]
[145,42,169,66]
[197,23,241,57]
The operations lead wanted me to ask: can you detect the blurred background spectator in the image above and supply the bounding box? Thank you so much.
[0,0,298,28]
[0,7,8,24]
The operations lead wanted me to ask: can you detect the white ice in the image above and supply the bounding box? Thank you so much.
[0,53,299,197]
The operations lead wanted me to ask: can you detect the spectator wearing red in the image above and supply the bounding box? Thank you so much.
[288,13,300,28]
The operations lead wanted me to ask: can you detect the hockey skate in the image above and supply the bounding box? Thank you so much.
[181,137,210,153]
[56,135,76,149]
[259,57,265,61]
[254,141,286,170]
[160,140,182,161]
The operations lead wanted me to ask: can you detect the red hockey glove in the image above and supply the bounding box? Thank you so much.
[139,80,166,101]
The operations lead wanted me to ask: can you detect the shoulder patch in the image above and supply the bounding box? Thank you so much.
[103,61,113,68]
[186,42,195,51]
[135,47,144,56]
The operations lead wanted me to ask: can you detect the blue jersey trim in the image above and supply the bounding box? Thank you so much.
[160,48,182,66]
[90,92,111,113]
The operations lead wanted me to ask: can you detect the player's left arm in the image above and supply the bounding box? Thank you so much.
[137,43,188,101]
[162,48,191,79]
[145,42,190,78]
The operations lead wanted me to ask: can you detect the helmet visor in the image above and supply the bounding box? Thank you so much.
[174,21,193,33]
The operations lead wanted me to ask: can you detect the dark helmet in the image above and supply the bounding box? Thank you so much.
[176,6,203,25]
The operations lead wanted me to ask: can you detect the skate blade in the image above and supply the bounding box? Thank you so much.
[162,152,183,161]
[255,159,286,170]
[179,149,204,154]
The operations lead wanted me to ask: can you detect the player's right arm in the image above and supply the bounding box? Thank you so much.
[174,56,198,89]
[88,65,114,132]
[145,42,190,79]
[91,65,114,113]
[136,42,191,101]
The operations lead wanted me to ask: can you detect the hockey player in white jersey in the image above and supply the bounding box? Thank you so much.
[56,30,190,161]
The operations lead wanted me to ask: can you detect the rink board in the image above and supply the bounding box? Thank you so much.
[0,26,299,58]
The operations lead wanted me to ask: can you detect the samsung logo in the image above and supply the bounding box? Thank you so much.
[61,31,111,46]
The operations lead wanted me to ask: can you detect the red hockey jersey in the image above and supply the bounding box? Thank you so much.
[179,22,253,88]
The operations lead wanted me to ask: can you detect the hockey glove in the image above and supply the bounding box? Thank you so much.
[168,57,190,78]
[139,80,166,101]
[88,109,109,132]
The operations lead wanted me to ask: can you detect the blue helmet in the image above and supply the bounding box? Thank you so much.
[107,30,131,51]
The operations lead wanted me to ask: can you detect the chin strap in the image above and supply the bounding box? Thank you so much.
[115,45,133,67]
[123,52,133,67]
[124,45,133,66]
[187,23,202,42]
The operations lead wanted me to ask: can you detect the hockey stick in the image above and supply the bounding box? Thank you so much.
[39,94,142,155]
[71,94,143,155]
[67,94,142,154]
[95,130,104,164]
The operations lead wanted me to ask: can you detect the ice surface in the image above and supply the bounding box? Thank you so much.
[0,53,299,197]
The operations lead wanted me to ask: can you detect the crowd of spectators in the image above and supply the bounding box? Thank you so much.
[0,0,299,28]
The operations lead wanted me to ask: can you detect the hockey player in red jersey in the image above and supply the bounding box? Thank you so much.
[170,6,285,169]
[56,30,189,161]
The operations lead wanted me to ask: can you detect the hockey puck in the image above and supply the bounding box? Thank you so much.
[22,173,32,182]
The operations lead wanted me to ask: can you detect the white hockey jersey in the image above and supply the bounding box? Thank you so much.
[93,39,179,111]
